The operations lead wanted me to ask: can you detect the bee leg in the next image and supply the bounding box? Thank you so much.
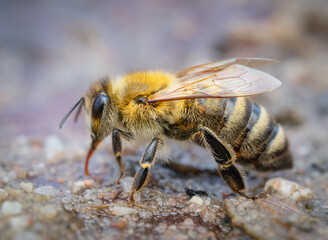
[112,129,125,184]
[197,126,250,198]
[129,138,161,205]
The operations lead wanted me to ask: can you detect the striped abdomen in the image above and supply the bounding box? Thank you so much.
[202,97,293,171]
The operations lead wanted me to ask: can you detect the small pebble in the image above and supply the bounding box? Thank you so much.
[139,209,153,219]
[188,196,204,206]
[120,177,134,192]
[34,185,58,197]
[43,135,64,160]
[72,181,86,194]
[1,201,22,216]
[167,197,177,207]
[110,219,127,228]
[57,178,65,184]
[111,206,134,216]
[184,218,194,226]
[39,205,58,220]
[9,215,29,229]
[84,179,94,187]
[83,189,96,201]
[20,182,34,193]
[264,177,313,201]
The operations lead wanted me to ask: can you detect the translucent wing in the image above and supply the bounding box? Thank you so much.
[148,64,281,103]
[176,58,277,80]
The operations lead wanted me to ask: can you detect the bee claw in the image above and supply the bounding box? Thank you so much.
[127,191,153,210]
[128,198,157,211]
[238,191,257,200]
[115,174,124,185]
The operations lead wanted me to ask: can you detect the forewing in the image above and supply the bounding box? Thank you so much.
[176,58,277,80]
[148,64,281,103]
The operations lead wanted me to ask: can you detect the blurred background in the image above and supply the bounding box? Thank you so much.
[1,0,328,239]
[1,0,327,139]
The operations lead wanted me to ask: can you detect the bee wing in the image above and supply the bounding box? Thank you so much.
[148,64,281,103]
[176,58,277,80]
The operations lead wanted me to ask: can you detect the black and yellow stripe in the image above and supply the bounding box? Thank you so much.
[221,99,292,171]
[170,96,292,172]
[239,105,275,160]
[198,97,292,171]
[218,98,253,148]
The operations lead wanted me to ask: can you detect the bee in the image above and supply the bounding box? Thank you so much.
[60,58,292,204]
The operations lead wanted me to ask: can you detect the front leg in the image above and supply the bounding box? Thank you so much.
[196,126,252,199]
[129,138,162,205]
[112,129,132,184]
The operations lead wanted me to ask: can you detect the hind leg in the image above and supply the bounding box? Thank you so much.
[195,126,252,198]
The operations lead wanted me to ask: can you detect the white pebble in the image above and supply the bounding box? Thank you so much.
[43,135,64,160]
[20,182,34,193]
[188,196,204,206]
[10,215,29,229]
[120,177,134,192]
[33,185,58,197]
[83,189,96,201]
[139,209,153,219]
[111,206,134,216]
[264,177,313,201]
[204,197,211,206]
[1,201,22,216]
[184,218,194,226]
[39,205,58,220]
[12,135,31,156]
[72,181,85,194]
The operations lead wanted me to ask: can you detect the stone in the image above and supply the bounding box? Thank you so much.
[10,215,29,229]
[33,186,58,197]
[188,196,203,206]
[264,177,313,201]
[39,205,58,220]
[1,201,22,216]
[120,177,134,193]
[43,135,64,161]
[20,182,34,193]
[72,181,86,194]
[111,206,134,216]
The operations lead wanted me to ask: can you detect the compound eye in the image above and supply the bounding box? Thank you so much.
[92,94,109,119]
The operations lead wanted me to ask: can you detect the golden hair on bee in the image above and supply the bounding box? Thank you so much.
[114,72,179,139]
[60,58,292,205]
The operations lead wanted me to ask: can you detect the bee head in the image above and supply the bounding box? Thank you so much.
[59,77,119,176]
[59,77,118,147]
[84,77,119,146]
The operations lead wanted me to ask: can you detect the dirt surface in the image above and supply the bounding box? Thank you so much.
[1,0,328,239]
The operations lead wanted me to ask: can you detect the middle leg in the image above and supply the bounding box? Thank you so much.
[112,129,133,184]
[129,138,162,205]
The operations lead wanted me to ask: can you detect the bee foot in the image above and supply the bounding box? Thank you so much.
[115,174,124,185]
[238,191,257,200]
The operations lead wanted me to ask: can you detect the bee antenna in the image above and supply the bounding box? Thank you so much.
[74,98,84,123]
[59,97,84,129]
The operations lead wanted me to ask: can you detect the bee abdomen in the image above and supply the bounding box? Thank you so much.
[218,98,253,148]
[238,104,292,171]
[254,124,292,170]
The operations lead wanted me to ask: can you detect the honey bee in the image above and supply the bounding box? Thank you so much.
[60,58,292,204]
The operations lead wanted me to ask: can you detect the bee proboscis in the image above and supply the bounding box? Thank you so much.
[60,58,292,204]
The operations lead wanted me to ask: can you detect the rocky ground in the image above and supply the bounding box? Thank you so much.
[1,0,328,239]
